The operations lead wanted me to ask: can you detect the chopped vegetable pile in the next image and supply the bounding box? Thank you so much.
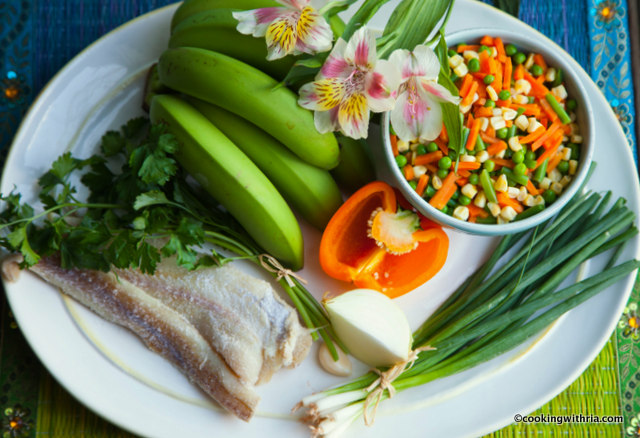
[390,35,582,224]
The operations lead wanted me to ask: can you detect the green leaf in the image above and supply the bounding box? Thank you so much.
[122,116,149,140]
[101,130,126,157]
[134,191,170,210]
[342,0,392,42]
[138,153,177,185]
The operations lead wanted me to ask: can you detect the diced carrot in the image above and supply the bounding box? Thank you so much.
[486,125,496,138]
[543,130,563,151]
[546,151,564,174]
[466,118,482,151]
[492,158,514,169]
[563,123,572,135]
[466,113,475,129]
[511,103,541,117]
[468,204,490,218]
[456,161,482,171]
[479,50,491,73]
[535,143,561,168]
[526,179,539,196]
[425,163,438,174]
[481,131,500,144]
[459,74,474,98]
[532,119,562,151]
[494,37,507,63]
[475,79,487,98]
[415,174,429,197]
[519,126,545,144]
[456,177,468,186]
[497,98,512,107]
[439,123,448,142]
[513,63,525,80]
[414,151,443,166]
[457,44,480,53]
[429,172,459,210]
[494,61,503,92]
[435,138,449,156]
[486,140,508,155]
[461,81,479,107]
[503,57,512,91]
[471,72,488,80]
[403,164,414,181]
[474,106,494,118]
[523,71,550,97]
[488,57,498,76]
[505,119,513,127]
[497,192,524,213]
[457,169,471,178]
[533,54,547,71]
[480,35,494,46]
[390,134,399,156]
[539,98,559,122]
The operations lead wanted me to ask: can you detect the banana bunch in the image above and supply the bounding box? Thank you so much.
[146,0,353,269]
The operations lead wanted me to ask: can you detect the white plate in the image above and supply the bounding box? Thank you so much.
[3,2,639,438]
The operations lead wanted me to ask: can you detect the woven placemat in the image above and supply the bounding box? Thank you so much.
[0,1,638,437]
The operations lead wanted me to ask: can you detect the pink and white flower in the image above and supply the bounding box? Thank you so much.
[298,27,401,139]
[233,0,333,60]
[389,45,461,142]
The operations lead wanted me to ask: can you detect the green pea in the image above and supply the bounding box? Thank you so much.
[409,180,418,190]
[525,150,536,161]
[531,64,544,77]
[505,44,518,56]
[395,154,407,167]
[484,99,496,108]
[451,189,460,200]
[438,156,452,169]
[468,58,480,72]
[496,127,509,139]
[498,89,511,100]
[513,162,527,175]
[557,160,570,174]
[513,52,526,64]
[479,45,491,53]
[525,159,538,169]
[416,144,427,155]
[570,144,580,160]
[566,98,577,111]
[484,160,495,172]
[447,199,458,208]
[427,142,439,152]
[468,173,480,185]
[484,74,495,84]
[440,206,449,215]
[450,73,459,83]
[459,195,471,206]
[426,185,437,198]
[437,168,449,179]
[512,150,525,164]
[448,49,457,57]
[542,189,557,204]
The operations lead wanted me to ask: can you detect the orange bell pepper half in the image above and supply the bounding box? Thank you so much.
[319,181,449,298]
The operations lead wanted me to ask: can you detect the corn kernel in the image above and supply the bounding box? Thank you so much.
[488,202,501,217]
[500,206,518,221]
[551,84,568,101]
[494,174,509,192]
[474,191,487,208]
[508,136,523,151]
[413,165,427,178]
[571,134,583,144]
[533,195,545,206]
[569,160,578,175]
[551,181,563,195]
[570,112,577,122]
[486,85,499,101]
[453,206,470,221]
[549,168,562,182]
[490,116,506,130]
[460,103,473,114]
[461,154,476,162]
[507,186,520,198]
[539,177,552,191]
[513,94,529,104]
[476,150,490,163]
[569,123,579,135]
[514,79,532,95]
[463,50,479,60]
[453,63,469,77]
[478,98,487,106]
[497,216,509,225]
[491,47,498,57]
[524,53,535,69]
[527,119,543,133]
[432,175,443,190]
[495,148,506,159]
[478,117,489,131]
[448,54,463,68]
[515,114,530,131]
[561,147,571,160]
[560,175,572,187]
[502,108,518,121]
[461,183,478,199]
[523,195,536,207]
[397,139,409,152]
[492,108,503,117]
[544,67,556,82]
[517,186,529,202]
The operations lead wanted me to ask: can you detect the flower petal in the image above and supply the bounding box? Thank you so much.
[233,8,284,37]
[276,0,309,9]
[390,80,442,142]
[413,45,441,80]
[338,92,370,139]
[314,107,340,134]
[295,7,333,54]
[365,59,401,112]
[298,78,346,110]
[421,79,461,104]
[265,12,299,59]
[319,39,351,79]
[344,27,376,70]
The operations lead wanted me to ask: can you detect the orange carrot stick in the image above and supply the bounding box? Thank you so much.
[415,174,429,197]
[532,119,562,151]
[414,151,443,166]
[526,179,539,196]
[486,140,508,155]
[435,138,449,156]
[457,44,480,53]
[523,71,550,97]
[429,172,459,210]
[503,57,512,91]
[535,143,561,168]
[461,81,479,107]
[494,61,503,92]
[513,63,525,80]
[519,126,546,144]
[468,204,490,218]
[497,192,524,213]
[533,53,547,71]
[511,103,541,117]
[480,35,494,46]
[494,37,507,62]
[456,161,482,171]
[390,134,399,156]
[458,74,474,98]
[403,164,415,181]
[539,98,559,122]
[546,151,564,174]
[480,131,500,144]
[492,158,514,169]
[439,123,449,142]
[474,106,494,118]
[465,118,482,150]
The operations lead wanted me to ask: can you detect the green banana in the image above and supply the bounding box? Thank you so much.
[149,94,304,270]
[171,0,278,31]
[187,97,343,229]
[157,47,340,170]
[331,136,376,193]
[169,9,294,80]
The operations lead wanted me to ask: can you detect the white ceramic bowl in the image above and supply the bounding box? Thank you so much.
[380,28,595,235]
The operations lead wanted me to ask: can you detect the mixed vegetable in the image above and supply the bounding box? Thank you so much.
[390,35,582,224]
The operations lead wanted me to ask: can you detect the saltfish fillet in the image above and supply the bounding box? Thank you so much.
[27,256,266,421]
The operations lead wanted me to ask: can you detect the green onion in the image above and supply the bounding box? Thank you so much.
[515,204,544,221]
[533,158,548,183]
[480,169,497,203]
[545,92,572,124]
